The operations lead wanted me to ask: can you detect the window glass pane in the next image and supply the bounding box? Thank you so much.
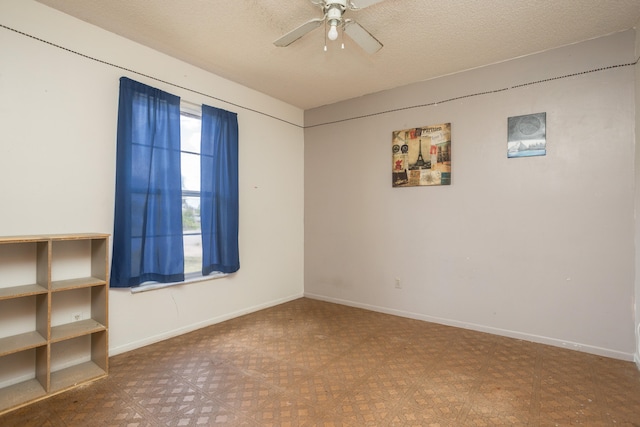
[181,113,201,192]
[183,196,201,274]
[181,111,203,277]
[180,114,201,154]
[182,196,201,233]
[181,152,200,192]
[183,234,202,274]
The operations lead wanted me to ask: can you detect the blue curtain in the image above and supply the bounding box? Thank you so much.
[200,105,240,274]
[111,77,185,287]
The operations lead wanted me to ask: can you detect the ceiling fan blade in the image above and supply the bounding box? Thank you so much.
[274,18,325,47]
[344,21,383,53]
[348,0,385,10]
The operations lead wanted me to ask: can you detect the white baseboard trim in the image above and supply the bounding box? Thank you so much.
[109,292,304,356]
[636,322,640,370]
[304,292,635,362]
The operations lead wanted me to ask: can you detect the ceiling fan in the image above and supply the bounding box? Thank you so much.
[273,0,385,54]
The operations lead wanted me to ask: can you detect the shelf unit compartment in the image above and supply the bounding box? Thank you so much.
[49,332,107,393]
[0,348,47,413]
[0,295,48,356]
[50,287,106,336]
[0,378,47,414]
[51,238,91,284]
[0,240,48,298]
[50,235,108,287]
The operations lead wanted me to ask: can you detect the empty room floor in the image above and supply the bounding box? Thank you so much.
[2,298,639,426]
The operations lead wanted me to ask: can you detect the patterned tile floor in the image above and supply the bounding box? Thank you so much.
[2,298,640,426]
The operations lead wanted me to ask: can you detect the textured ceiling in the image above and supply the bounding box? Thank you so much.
[36,0,640,110]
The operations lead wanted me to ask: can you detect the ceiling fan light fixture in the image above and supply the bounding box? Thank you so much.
[273,0,384,53]
[327,22,339,40]
[326,5,343,41]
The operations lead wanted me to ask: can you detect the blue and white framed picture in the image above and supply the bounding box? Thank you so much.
[507,112,546,158]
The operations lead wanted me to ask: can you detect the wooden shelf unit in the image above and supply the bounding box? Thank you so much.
[0,234,109,415]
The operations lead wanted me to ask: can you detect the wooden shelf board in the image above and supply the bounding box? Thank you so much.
[0,331,47,357]
[0,378,46,414]
[0,236,49,244]
[50,319,106,343]
[50,361,106,393]
[51,277,106,292]
[0,284,48,300]
[49,233,109,241]
[0,233,108,243]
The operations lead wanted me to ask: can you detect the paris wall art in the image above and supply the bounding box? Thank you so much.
[392,123,451,187]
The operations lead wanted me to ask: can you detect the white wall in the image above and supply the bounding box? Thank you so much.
[305,31,637,360]
[0,0,305,355]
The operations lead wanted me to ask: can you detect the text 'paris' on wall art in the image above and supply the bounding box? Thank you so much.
[507,112,546,158]
[392,123,451,187]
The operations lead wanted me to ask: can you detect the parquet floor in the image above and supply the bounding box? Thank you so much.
[2,297,639,426]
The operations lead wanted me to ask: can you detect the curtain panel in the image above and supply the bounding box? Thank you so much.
[200,105,240,274]
[111,77,185,287]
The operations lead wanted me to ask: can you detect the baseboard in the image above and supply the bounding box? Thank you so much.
[109,292,304,356]
[304,292,635,362]
[636,322,640,370]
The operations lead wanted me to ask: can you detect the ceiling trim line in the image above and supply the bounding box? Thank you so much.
[305,57,639,129]
[0,23,304,129]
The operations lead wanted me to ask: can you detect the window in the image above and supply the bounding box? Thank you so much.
[180,110,203,277]
[111,77,239,289]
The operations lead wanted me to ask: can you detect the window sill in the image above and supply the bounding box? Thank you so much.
[130,272,228,294]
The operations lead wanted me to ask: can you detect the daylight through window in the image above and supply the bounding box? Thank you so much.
[180,110,203,276]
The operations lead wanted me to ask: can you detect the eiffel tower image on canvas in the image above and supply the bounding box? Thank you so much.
[409,139,431,170]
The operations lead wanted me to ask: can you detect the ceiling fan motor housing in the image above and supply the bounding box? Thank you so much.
[324,0,347,9]
[324,0,347,16]
[327,7,342,22]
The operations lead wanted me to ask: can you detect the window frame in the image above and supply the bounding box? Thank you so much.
[179,105,204,279]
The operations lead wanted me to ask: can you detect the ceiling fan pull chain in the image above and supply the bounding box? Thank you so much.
[324,19,328,51]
